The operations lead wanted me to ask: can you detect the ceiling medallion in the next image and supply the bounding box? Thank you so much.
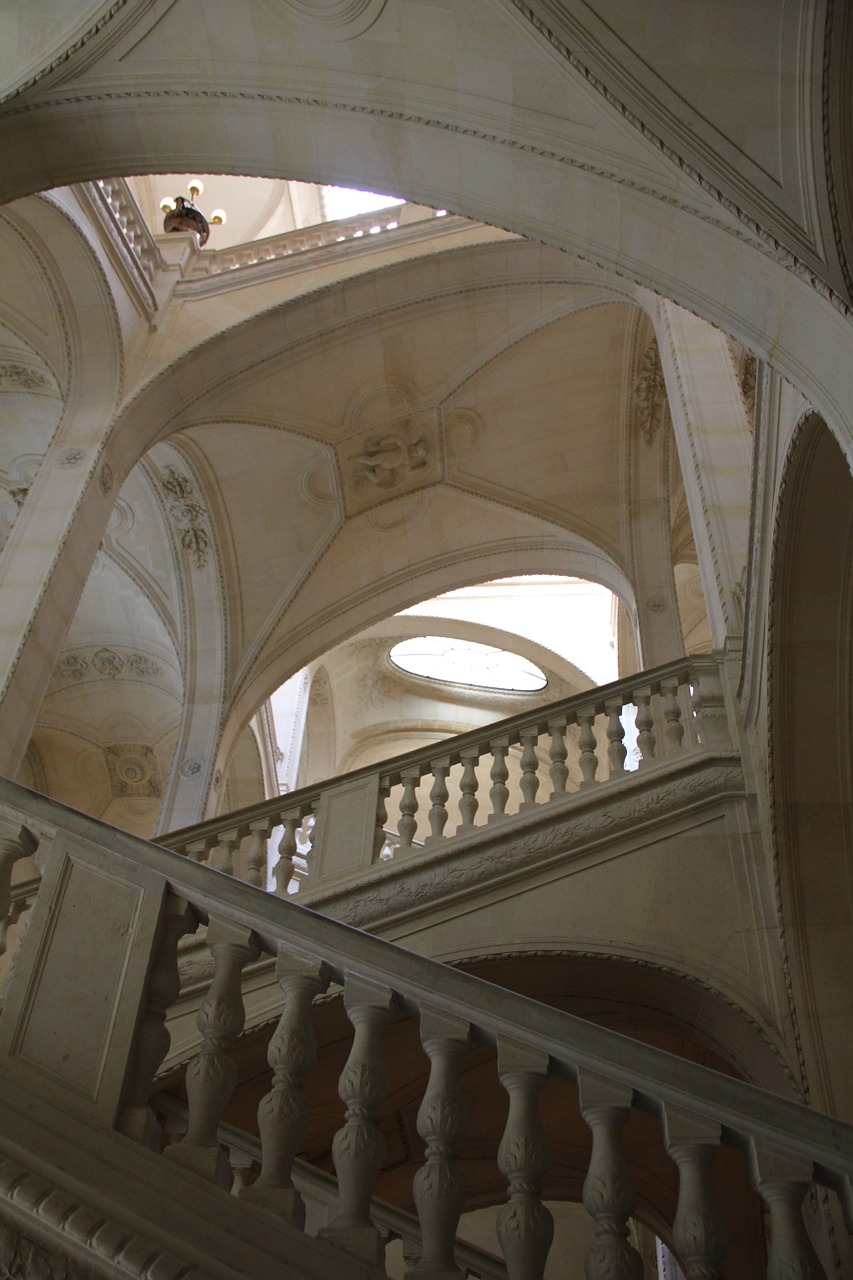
[278,0,386,38]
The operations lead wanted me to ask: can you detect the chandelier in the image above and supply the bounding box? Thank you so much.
[159,180,226,247]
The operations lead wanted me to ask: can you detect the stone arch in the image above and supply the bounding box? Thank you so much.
[2,16,853,471]
[770,413,853,1122]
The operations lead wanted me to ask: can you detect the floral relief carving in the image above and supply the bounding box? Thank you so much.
[635,342,667,446]
[0,364,50,393]
[54,646,163,685]
[324,763,743,928]
[102,742,163,799]
[162,465,210,568]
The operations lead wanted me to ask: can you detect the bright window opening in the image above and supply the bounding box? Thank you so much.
[389,636,547,692]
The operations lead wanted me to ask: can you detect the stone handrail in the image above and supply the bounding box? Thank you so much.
[0,776,849,1278]
[163,653,732,895]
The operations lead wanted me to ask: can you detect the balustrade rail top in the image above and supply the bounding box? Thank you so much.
[2,774,848,1190]
[163,653,723,849]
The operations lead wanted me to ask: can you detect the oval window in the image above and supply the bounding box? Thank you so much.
[389,636,547,692]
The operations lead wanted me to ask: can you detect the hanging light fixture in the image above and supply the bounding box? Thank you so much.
[159,179,226,247]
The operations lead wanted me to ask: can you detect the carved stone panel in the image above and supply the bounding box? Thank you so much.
[339,407,442,517]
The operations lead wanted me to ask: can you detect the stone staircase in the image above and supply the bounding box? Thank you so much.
[0,656,851,1277]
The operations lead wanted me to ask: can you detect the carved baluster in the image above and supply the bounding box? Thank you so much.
[456,751,479,834]
[0,823,37,950]
[578,1071,643,1280]
[212,827,240,876]
[663,1105,728,1279]
[398,771,421,854]
[661,677,685,756]
[604,701,627,777]
[245,820,270,888]
[166,917,260,1186]
[320,976,394,1266]
[750,1145,826,1280]
[185,837,211,864]
[633,688,656,768]
[407,1010,470,1280]
[577,712,599,788]
[229,1148,254,1195]
[373,778,391,860]
[120,894,197,1147]
[518,731,540,811]
[241,953,328,1225]
[273,815,300,895]
[489,738,510,823]
[426,760,450,845]
[548,719,568,799]
[496,1039,553,1280]
[691,662,731,749]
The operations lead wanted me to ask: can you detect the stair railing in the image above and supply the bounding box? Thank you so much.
[0,778,849,1279]
[163,653,732,896]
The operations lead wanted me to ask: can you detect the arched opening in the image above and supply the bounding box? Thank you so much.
[771,414,853,1120]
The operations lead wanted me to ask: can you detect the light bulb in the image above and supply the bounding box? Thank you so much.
[210,209,227,225]
[159,196,176,212]
[187,178,204,200]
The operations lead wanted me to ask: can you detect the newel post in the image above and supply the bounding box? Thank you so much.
[119,893,197,1147]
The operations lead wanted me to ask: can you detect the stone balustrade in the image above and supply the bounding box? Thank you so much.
[153,1092,509,1280]
[90,178,164,283]
[184,203,449,279]
[0,776,850,1278]
[163,653,731,897]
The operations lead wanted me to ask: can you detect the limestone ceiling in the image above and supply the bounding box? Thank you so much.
[161,281,648,711]
[2,0,846,300]
[515,1,825,257]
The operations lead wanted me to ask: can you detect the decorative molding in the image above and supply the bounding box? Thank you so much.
[52,646,164,688]
[161,465,209,569]
[19,82,848,314]
[508,2,853,319]
[0,363,52,394]
[0,1151,199,1280]
[635,342,666,447]
[0,1215,95,1279]
[0,1,132,104]
[267,0,386,40]
[102,742,163,799]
